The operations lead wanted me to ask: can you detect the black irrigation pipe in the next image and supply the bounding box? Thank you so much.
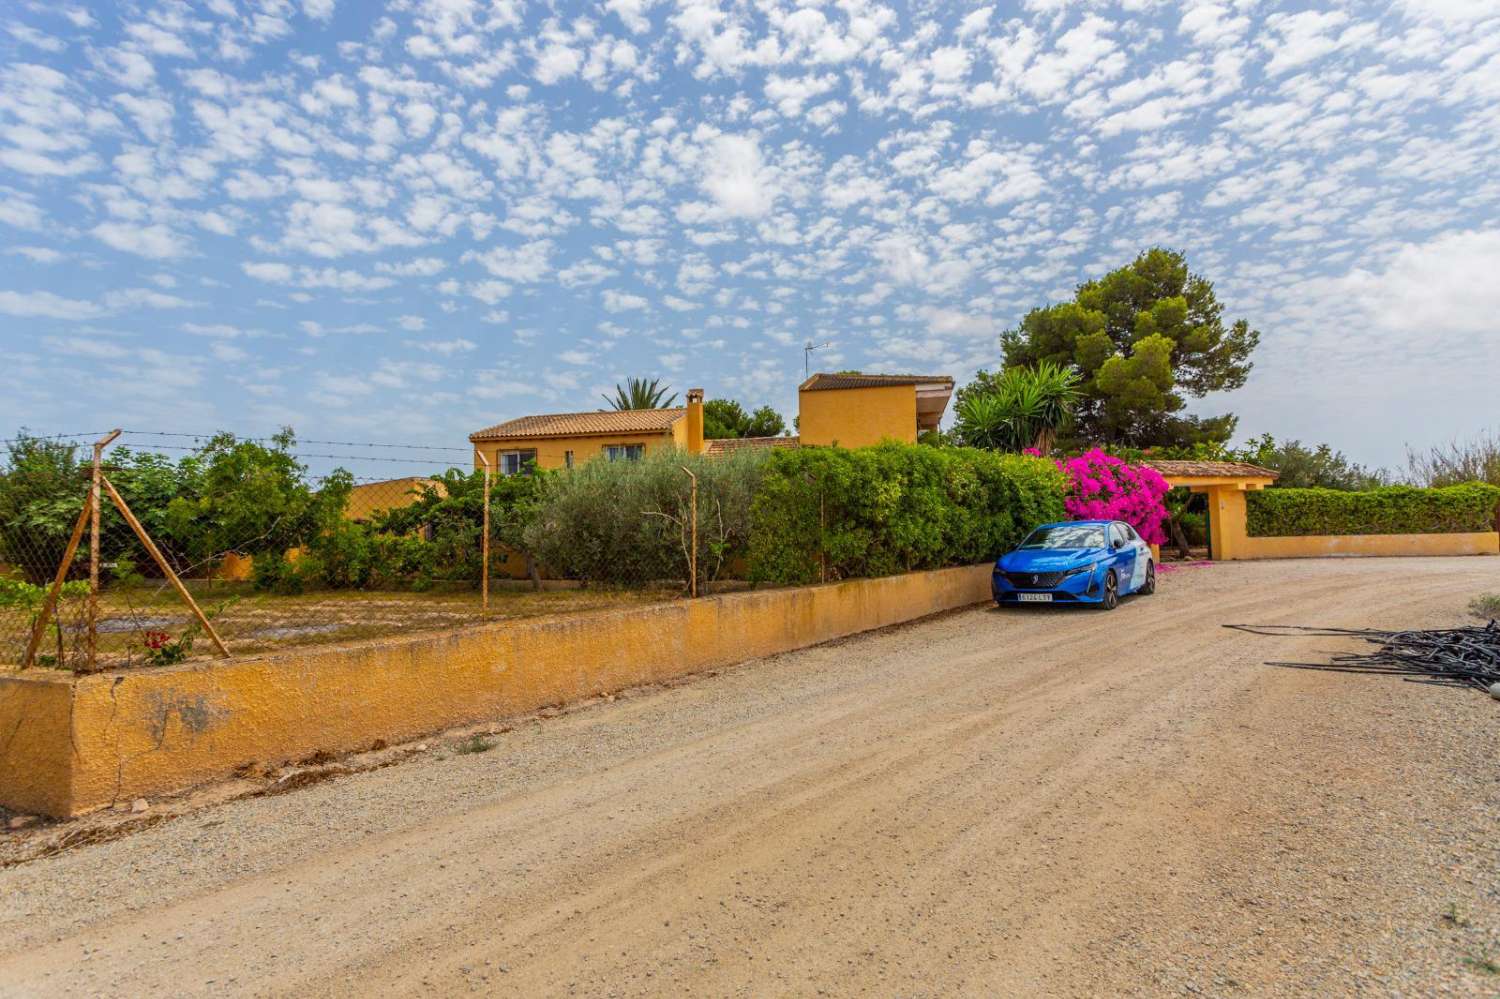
[1224,621,1500,697]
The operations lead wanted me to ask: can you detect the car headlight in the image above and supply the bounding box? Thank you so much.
[1063,562,1097,578]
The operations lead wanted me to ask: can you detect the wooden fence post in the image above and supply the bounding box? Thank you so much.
[476,450,491,612]
[87,429,121,669]
[100,475,230,658]
[681,466,698,598]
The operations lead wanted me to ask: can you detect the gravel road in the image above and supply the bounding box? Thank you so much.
[1,557,1497,997]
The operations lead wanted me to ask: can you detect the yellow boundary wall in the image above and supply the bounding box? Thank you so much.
[1242,531,1498,559]
[0,564,992,818]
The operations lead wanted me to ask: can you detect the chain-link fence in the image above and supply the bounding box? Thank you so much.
[0,429,725,672]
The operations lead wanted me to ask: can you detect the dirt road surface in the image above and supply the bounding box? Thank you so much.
[2,558,1497,997]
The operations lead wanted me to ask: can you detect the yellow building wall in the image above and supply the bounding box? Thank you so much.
[2,563,994,817]
[474,430,680,473]
[798,384,917,448]
[345,478,437,521]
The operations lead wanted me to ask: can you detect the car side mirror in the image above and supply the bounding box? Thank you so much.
[1112,539,1124,550]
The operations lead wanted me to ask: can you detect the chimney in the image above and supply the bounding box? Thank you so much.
[686,388,705,455]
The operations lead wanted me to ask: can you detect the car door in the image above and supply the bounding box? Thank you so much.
[1122,523,1150,591]
[1110,523,1137,593]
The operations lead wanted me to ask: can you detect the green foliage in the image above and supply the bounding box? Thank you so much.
[524,448,766,588]
[1469,593,1500,620]
[702,398,787,439]
[1000,248,1259,448]
[953,361,1080,453]
[602,376,677,410]
[167,430,350,561]
[1247,483,1500,537]
[0,433,87,583]
[1406,430,1500,488]
[1230,433,1387,490]
[747,443,1067,585]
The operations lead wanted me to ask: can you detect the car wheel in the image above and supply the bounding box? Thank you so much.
[1101,570,1119,610]
[1139,560,1156,596]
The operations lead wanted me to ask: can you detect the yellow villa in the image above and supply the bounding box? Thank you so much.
[467,374,956,473]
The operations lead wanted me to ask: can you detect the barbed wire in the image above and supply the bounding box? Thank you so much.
[119,430,474,452]
[0,432,112,444]
[98,442,472,465]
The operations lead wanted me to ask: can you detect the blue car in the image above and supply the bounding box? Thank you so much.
[992,520,1155,610]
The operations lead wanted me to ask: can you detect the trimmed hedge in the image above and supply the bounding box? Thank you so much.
[1246,483,1500,537]
[748,443,1067,585]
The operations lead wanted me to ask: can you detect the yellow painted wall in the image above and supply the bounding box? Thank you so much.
[1242,532,1499,559]
[475,429,680,473]
[798,384,917,448]
[3,564,993,817]
[0,669,76,817]
[1192,484,1499,560]
[345,478,436,521]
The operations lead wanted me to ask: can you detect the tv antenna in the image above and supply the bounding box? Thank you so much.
[803,340,832,378]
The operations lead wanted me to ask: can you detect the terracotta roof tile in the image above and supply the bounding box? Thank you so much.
[1144,459,1279,479]
[470,408,685,441]
[703,435,800,456]
[799,372,954,392]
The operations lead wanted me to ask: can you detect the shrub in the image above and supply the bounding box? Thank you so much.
[1405,431,1500,488]
[1247,483,1500,537]
[747,443,1067,585]
[524,448,767,587]
[1054,449,1171,544]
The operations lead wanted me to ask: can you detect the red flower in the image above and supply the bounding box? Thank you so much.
[143,630,172,651]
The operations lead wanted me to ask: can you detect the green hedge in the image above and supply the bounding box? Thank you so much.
[747,443,1067,585]
[1247,483,1500,537]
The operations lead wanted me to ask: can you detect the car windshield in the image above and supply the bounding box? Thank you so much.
[1018,524,1106,550]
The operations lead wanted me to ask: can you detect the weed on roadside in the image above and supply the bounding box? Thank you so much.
[455,735,495,755]
[1469,593,1500,619]
[1442,903,1472,929]
[1462,951,1500,976]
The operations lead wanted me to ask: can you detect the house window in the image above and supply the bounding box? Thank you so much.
[604,444,644,462]
[564,450,574,469]
[499,449,537,475]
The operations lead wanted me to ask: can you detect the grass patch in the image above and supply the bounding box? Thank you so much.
[454,735,495,755]
[1462,951,1500,976]
[1468,593,1500,620]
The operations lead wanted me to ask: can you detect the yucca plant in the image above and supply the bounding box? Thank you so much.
[953,361,1080,453]
[603,377,678,411]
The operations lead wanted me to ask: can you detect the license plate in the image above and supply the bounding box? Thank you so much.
[1018,593,1052,603]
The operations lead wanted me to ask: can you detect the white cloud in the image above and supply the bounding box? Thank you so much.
[92,222,190,259]
[0,289,105,320]
[602,288,648,311]
[698,134,777,220]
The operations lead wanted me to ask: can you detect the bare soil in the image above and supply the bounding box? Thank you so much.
[1,557,1496,997]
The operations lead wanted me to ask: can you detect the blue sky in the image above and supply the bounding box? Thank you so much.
[2,0,1498,477]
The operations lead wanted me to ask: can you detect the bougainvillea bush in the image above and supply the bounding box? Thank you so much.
[1054,449,1170,545]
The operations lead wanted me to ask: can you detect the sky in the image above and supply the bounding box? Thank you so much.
[1,0,1498,478]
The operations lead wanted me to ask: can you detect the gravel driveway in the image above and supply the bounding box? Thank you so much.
[1,557,1497,997]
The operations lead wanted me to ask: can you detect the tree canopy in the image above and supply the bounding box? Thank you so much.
[702,398,787,439]
[1000,248,1259,448]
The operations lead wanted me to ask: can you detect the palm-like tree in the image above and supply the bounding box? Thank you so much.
[602,377,678,411]
[953,361,1080,453]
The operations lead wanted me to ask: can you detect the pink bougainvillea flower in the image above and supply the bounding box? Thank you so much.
[1053,449,1170,545]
